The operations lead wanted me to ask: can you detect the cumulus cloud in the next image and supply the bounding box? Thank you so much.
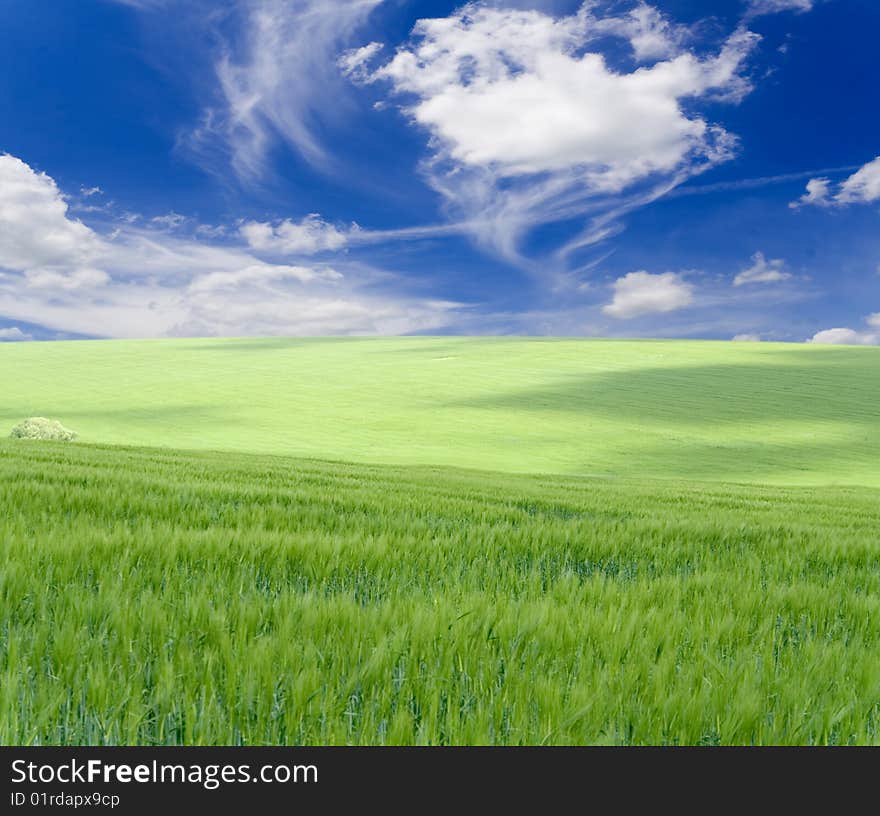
[790,177,833,208]
[732,333,761,341]
[360,2,759,275]
[0,154,461,338]
[240,215,352,255]
[837,157,880,205]
[793,157,880,207]
[602,271,694,319]
[808,327,878,346]
[733,251,792,286]
[808,312,880,345]
[373,5,754,181]
[0,326,32,341]
[185,0,383,180]
[589,1,690,62]
[0,154,106,282]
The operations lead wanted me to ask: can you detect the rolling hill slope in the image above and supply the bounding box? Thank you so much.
[3,338,880,744]
[1,337,878,485]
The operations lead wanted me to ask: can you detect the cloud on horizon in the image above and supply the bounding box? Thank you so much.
[0,154,463,338]
[0,326,32,341]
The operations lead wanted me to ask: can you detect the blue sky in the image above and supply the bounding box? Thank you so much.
[0,0,878,341]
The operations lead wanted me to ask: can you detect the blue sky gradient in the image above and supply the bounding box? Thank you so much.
[0,0,877,341]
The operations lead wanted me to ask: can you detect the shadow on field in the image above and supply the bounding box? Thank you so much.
[600,433,874,483]
[447,352,880,428]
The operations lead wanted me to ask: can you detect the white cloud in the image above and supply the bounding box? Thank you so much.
[23,267,110,291]
[362,2,759,274]
[867,313,880,329]
[793,157,880,207]
[0,154,461,338]
[374,6,754,181]
[0,154,105,281]
[836,157,880,205]
[602,271,694,319]
[0,326,32,341]
[745,0,814,18]
[194,223,228,239]
[186,0,383,180]
[151,212,187,229]
[732,333,761,341]
[808,328,878,346]
[187,263,342,294]
[339,41,384,81]
[240,215,352,255]
[173,290,461,338]
[790,176,832,208]
[733,251,792,286]
[80,186,103,197]
[591,1,690,62]
[677,165,860,199]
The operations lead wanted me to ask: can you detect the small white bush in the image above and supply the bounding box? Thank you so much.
[10,417,77,441]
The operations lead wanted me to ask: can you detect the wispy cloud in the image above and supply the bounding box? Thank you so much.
[151,212,188,229]
[671,165,861,198]
[744,0,814,20]
[733,252,792,286]
[183,0,383,181]
[106,0,170,8]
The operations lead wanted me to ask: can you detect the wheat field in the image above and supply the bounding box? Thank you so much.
[2,338,879,744]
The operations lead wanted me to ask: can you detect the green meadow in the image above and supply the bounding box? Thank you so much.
[2,337,878,484]
[2,337,880,744]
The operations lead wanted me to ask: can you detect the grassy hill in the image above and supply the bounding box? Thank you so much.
[3,337,880,745]
[4,441,880,745]
[1,337,879,485]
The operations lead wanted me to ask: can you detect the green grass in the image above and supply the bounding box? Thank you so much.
[1,336,878,485]
[2,337,880,745]
[3,440,880,745]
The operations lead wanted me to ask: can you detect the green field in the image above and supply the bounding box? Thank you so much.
[2,337,878,484]
[2,338,880,745]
